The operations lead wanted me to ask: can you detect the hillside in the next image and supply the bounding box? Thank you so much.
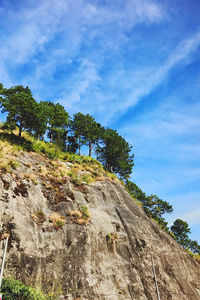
[0,134,200,299]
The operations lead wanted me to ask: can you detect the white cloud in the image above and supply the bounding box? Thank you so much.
[167,209,200,227]
[181,209,200,226]
[1,0,200,126]
[115,31,200,121]
[0,0,164,87]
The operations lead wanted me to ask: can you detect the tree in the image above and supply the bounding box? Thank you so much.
[67,135,79,153]
[30,101,49,140]
[70,112,87,155]
[125,181,147,203]
[171,219,191,248]
[83,114,102,157]
[45,102,69,149]
[189,240,200,254]
[0,85,37,137]
[143,195,173,219]
[96,128,134,180]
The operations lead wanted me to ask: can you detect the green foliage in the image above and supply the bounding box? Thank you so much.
[96,128,134,180]
[106,232,118,243]
[105,170,118,180]
[8,159,20,170]
[45,102,69,149]
[80,205,90,220]
[189,239,200,254]
[0,85,37,137]
[81,174,92,184]
[32,140,61,159]
[171,219,191,247]
[0,132,62,159]
[143,194,173,219]
[125,180,146,204]
[67,170,81,185]
[0,83,135,180]
[62,152,102,168]
[170,219,200,256]
[70,112,88,155]
[0,278,52,300]
[187,251,200,261]
[55,219,65,228]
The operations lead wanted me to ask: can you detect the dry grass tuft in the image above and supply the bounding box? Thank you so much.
[49,212,66,230]
[31,211,46,225]
[68,205,90,225]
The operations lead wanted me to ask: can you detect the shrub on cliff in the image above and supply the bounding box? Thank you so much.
[0,278,52,299]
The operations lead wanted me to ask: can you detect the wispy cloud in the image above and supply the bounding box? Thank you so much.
[0,0,165,107]
[167,209,200,227]
[181,209,200,226]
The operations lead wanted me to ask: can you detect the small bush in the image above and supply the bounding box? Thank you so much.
[55,219,65,228]
[49,212,65,230]
[0,278,51,300]
[106,232,119,243]
[8,159,20,170]
[69,206,90,225]
[187,250,200,261]
[69,210,82,218]
[80,205,90,220]
[81,174,93,184]
[68,171,81,185]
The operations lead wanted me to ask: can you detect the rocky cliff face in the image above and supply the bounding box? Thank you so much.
[0,151,200,300]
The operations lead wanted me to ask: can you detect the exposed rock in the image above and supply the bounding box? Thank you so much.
[0,152,199,299]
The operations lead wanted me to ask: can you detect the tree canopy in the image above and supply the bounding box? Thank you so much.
[96,128,134,180]
[0,85,37,137]
[0,83,134,180]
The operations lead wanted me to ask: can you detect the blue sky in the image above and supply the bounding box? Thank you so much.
[0,0,200,243]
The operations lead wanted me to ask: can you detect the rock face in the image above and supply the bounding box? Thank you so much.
[0,151,200,299]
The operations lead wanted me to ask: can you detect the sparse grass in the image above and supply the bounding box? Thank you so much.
[62,153,103,169]
[0,131,122,184]
[80,174,93,184]
[55,219,65,228]
[106,232,119,243]
[31,211,46,224]
[67,170,81,185]
[0,138,20,173]
[69,210,83,218]
[105,170,118,180]
[68,205,90,225]
[38,165,49,176]
[8,159,20,170]
[80,205,90,220]
[131,196,143,207]
[49,212,65,230]
[187,250,200,261]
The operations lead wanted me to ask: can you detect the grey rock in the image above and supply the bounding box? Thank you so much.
[0,152,199,300]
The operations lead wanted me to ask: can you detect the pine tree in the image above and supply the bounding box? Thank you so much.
[96,128,134,180]
[0,85,37,137]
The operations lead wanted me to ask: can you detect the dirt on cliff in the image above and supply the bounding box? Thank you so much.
[0,150,200,300]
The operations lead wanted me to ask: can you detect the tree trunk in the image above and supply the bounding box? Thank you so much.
[65,130,68,152]
[89,140,92,157]
[50,133,53,145]
[78,137,81,156]
[18,123,22,138]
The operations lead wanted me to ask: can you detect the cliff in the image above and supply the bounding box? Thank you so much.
[0,147,200,299]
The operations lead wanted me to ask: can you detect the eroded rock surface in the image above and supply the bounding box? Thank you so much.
[0,152,200,299]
